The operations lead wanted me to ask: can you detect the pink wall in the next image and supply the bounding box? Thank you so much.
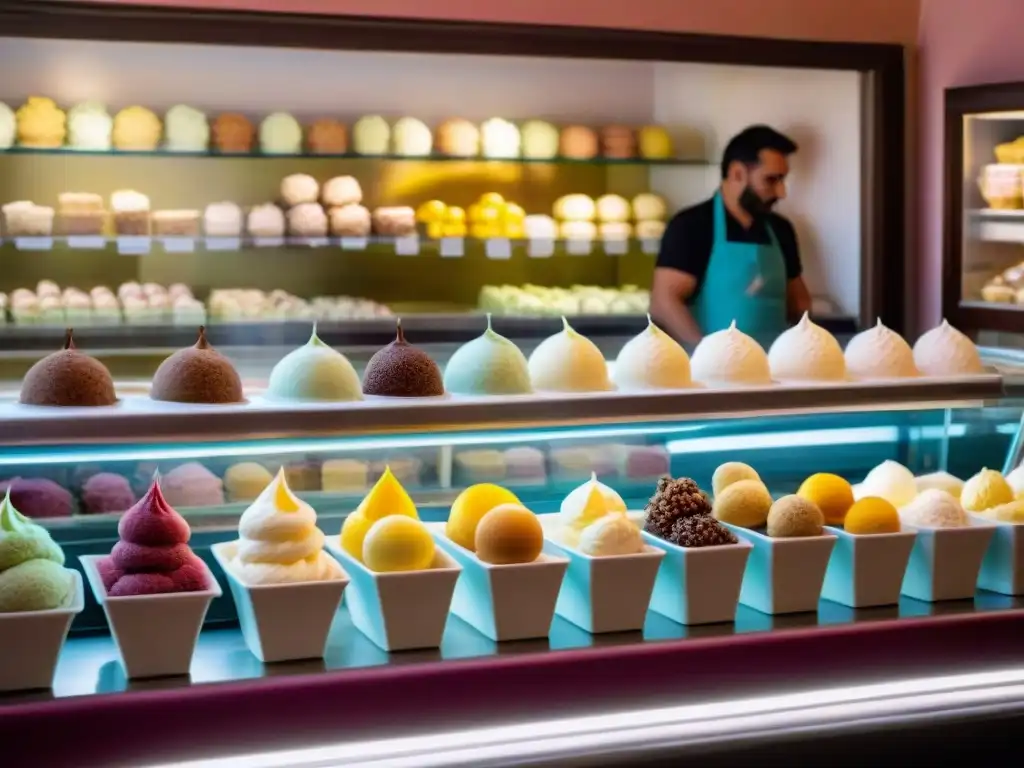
[88,0,919,44]
[918,0,1024,328]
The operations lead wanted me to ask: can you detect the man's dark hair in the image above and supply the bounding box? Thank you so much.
[720,125,798,179]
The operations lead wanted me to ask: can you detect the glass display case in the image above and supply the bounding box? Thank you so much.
[0,1,905,388]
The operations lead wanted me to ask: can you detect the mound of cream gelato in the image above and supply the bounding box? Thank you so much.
[481,118,521,159]
[899,489,968,528]
[67,101,113,150]
[856,460,917,508]
[555,472,629,550]
[690,320,771,387]
[768,312,845,382]
[844,319,918,379]
[267,324,362,402]
[165,104,209,152]
[527,317,612,392]
[613,315,691,390]
[912,319,983,377]
[352,115,390,155]
[259,112,302,154]
[228,468,342,585]
[443,315,531,395]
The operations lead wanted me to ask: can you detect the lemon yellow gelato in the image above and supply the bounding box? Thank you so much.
[797,473,854,525]
[446,483,522,551]
[975,499,1024,523]
[961,468,1014,512]
[844,497,900,534]
[228,468,341,585]
[362,516,435,572]
[16,97,66,148]
[112,106,162,151]
[527,317,611,392]
[638,126,673,159]
[340,466,418,562]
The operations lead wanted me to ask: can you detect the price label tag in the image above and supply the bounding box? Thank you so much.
[340,237,369,250]
[67,235,106,250]
[14,237,54,251]
[117,236,151,255]
[395,236,420,256]
[641,237,660,255]
[205,237,241,251]
[603,238,629,256]
[253,236,284,248]
[440,237,464,258]
[303,237,330,248]
[527,238,554,258]
[566,238,592,256]
[486,238,512,260]
[162,237,195,253]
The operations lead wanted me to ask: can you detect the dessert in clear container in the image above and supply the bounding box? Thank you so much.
[2,201,55,237]
[110,190,151,236]
[57,192,106,236]
[81,472,136,515]
[161,462,224,508]
[152,210,200,237]
[223,462,273,503]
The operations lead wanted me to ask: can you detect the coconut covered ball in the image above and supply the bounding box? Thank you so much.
[766,495,824,538]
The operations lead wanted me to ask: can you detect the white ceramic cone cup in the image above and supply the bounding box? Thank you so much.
[325,539,460,652]
[0,570,84,692]
[211,542,348,663]
[900,522,995,602]
[722,524,837,615]
[821,526,917,608]
[971,514,1024,595]
[433,525,567,642]
[81,555,221,678]
[542,535,663,634]
[642,531,751,625]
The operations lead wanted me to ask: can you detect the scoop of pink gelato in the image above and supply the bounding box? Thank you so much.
[99,480,208,597]
[81,472,136,514]
[0,478,73,518]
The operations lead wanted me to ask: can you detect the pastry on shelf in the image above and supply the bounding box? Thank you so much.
[632,193,668,221]
[595,194,631,223]
[67,102,113,151]
[57,192,106,236]
[112,106,162,151]
[599,222,632,241]
[90,289,121,325]
[559,220,597,240]
[520,120,559,160]
[321,175,362,207]
[168,283,193,302]
[352,115,390,155]
[16,97,66,148]
[259,112,302,155]
[247,204,286,238]
[38,295,64,325]
[9,289,39,325]
[110,190,151,236]
[523,214,557,241]
[994,138,1024,164]
[37,280,60,299]
[62,288,93,325]
[466,193,524,239]
[328,204,372,237]
[635,220,667,239]
[307,117,348,154]
[321,459,370,493]
[979,164,1023,210]
[2,201,55,236]
[415,200,467,239]
[479,283,649,317]
[203,202,243,237]
[172,296,207,326]
[981,283,1016,303]
[280,173,320,207]
[372,206,417,237]
[152,210,201,237]
[212,113,255,153]
[553,193,596,222]
[601,125,636,158]
[391,117,432,157]
[559,125,598,159]
[436,118,479,157]
[287,203,328,238]
[0,101,14,149]
[164,104,209,152]
[480,117,520,159]
[637,125,674,159]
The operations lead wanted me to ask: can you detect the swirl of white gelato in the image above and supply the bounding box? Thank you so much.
[768,312,845,382]
[844,319,918,379]
[232,467,340,584]
[67,101,113,150]
[912,319,983,376]
[690,320,771,387]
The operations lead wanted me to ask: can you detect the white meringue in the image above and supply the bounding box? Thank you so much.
[912,319,983,376]
[844,319,917,379]
[690,320,771,387]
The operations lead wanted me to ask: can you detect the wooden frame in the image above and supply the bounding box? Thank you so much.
[0,0,906,332]
[944,82,1024,335]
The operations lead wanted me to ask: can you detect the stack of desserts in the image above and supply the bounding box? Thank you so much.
[479,284,650,316]
[208,289,390,322]
[2,200,55,237]
[56,193,107,236]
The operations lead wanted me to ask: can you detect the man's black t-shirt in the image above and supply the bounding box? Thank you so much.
[655,197,802,298]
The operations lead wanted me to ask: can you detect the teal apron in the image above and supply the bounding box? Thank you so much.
[690,192,788,348]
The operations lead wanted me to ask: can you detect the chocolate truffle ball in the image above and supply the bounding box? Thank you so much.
[0,478,74,518]
[362,320,444,398]
[211,113,255,153]
[643,475,736,547]
[150,326,244,404]
[20,329,117,407]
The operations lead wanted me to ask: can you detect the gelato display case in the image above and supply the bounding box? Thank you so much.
[0,0,905,384]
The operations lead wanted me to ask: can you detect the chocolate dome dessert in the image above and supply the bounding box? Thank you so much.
[20,329,117,407]
[362,320,444,397]
[150,326,244,404]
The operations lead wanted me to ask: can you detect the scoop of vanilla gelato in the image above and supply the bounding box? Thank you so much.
[912,319,983,376]
[690,320,771,387]
[527,317,612,392]
[857,460,917,508]
[768,312,845,382]
[613,316,691,390]
[845,319,918,379]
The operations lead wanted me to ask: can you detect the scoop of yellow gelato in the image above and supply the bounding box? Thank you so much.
[16,97,67,148]
[113,106,162,151]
